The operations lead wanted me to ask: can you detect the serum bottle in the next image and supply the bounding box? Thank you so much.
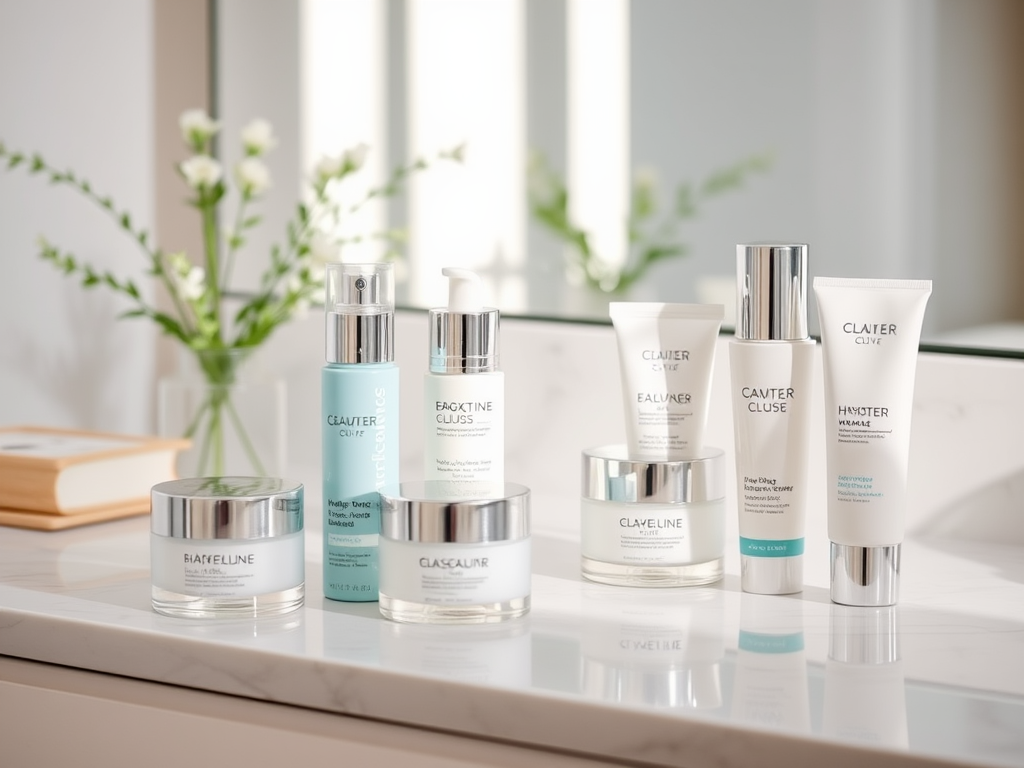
[322,263,398,601]
[424,268,504,482]
[730,243,814,594]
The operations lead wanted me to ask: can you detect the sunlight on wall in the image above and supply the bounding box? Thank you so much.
[300,0,387,263]
[567,0,629,278]
[406,0,526,310]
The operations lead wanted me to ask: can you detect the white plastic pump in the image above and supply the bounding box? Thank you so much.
[442,267,483,312]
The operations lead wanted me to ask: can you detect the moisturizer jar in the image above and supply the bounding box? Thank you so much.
[378,481,531,624]
[150,477,305,618]
[581,445,725,587]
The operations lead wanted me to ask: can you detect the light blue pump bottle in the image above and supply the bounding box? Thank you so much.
[322,263,398,601]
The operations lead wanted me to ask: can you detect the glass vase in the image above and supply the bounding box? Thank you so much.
[158,347,286,478]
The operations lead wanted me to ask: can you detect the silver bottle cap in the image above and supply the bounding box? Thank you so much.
[830,543,901,606]
[582,445,725,504]
[325,263,395,364]
[380,481,530,544]
[429,268,499,373]
[829,604,900,664]
[741,555,803,595]
[151,477,304,540]
[736,243,808,341]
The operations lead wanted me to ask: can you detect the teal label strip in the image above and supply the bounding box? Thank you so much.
[739,537,805,558]
[739,631,806,654]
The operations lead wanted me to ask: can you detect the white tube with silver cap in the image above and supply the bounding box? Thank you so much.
[814,277,932,606]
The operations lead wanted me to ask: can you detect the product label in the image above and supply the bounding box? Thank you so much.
[836,473,883,503]
[581,498,724,566]
[741,475,796,515]
[150,532,303,598]
[424,373,504,481]
[321,366,399,599]
[836,405,893,445]
[739,537,804,558]
[379,538,530,605]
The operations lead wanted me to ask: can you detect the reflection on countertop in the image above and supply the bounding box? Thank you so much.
[1,509,1023,768]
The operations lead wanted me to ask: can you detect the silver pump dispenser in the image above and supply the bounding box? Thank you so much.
[429,267,499,374]
[736,243,809,341]
[325,263,394,364]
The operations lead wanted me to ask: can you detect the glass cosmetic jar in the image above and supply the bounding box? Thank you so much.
[378,481,531,624]
[150,476,305,618]
[581,445,725,587]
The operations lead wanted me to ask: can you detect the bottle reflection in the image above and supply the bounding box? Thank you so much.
[579,586,725,710]
[823,604,908,749]
[379,619,532,687]
[732,594,810,733]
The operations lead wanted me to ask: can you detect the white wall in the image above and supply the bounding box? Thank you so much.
[0,0,156,434]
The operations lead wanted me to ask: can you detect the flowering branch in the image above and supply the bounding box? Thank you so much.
[528,150,773,294]
[0,110,461,355]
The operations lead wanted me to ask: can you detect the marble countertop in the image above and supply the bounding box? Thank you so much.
[1,505,1022,768]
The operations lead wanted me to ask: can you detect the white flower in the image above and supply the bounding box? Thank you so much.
[315,154,343,182]
[178,265,206,301]
[241,118,276,156]
[308,231,339,263]
[180,155,223,189]
[235,157,271,196]
[342,143,369,172]
[179,109,220,148]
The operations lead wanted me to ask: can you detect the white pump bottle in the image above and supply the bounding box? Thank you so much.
[424,268,504,482]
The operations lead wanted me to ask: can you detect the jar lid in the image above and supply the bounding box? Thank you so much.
[380,481,530,544]
[582,445,725,504]
[151,476,304,540]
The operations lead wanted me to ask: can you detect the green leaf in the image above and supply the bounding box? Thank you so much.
[7,153,23,168]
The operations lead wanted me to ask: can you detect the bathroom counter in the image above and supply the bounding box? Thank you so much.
[1,506,1022,768]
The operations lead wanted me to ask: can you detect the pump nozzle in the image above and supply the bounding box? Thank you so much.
[442,267,483,312]
[429,267,498,374]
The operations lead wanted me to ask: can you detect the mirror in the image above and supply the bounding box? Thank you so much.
[216,0,1024,354]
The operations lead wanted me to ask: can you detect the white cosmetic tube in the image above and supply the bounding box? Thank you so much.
[609,303,724,460]
[814,277,932,606]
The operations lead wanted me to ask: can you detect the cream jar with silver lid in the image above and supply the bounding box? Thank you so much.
[150,477,304,618]
[378,481,530,624]
[581,445,725,587]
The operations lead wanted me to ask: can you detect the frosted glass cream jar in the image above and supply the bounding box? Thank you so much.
[378,481,531,624]
[150,477,305,618]
[581,445,725,587]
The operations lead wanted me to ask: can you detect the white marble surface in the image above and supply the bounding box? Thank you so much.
[1,507,1023,768]
[3,314,1024,767]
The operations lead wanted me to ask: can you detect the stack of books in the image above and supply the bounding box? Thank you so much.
[0,426,189,530]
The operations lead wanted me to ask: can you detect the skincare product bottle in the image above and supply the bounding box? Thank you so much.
[150,476,305,618]
[609,302,724,461]
[378,481,531,623]
[730,243,814,594]
[814,277,932,606]
[424,268,504,482]
[580,444,726,587]
[322,263,399,602]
